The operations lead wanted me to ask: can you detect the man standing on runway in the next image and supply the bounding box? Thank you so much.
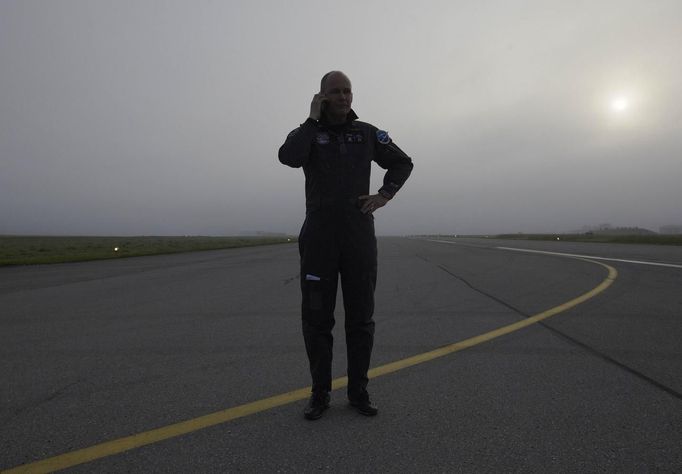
[279,71,413,420]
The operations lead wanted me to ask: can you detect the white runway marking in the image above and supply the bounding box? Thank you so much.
[495,247,682,269]
[424,239,682,269]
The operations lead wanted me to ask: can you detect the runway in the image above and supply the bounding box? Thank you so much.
[1,237,681,472]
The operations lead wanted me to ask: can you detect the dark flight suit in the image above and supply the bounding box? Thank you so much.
[279,110,413,398]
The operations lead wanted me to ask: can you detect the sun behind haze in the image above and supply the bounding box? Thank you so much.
[611,97,629,112]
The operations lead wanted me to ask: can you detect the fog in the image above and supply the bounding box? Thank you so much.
[2,0,680,236]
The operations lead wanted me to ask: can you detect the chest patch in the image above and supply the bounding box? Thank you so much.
[344,130,366,144]
[315,132,330,145]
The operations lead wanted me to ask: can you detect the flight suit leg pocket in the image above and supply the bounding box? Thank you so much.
[301,274,338,327]
[303,274,326,311]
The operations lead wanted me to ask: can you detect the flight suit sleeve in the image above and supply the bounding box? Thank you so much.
[371,128,414,199]
[278,118,319,168]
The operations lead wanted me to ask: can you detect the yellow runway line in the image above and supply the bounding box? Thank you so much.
[3,259,617,474]
[367,259,617,379]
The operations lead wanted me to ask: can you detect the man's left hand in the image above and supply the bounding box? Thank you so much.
[358,194,389,214]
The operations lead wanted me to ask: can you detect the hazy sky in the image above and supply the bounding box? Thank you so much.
[1,0,680,236]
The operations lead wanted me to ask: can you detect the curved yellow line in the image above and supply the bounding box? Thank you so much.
[363,259,617,380]
[3,259,617,474]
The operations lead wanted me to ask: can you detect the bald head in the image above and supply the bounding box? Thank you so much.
[320,70,351,93]
[318,70,353,123]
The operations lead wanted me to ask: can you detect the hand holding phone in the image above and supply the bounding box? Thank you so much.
[309,93,328,121]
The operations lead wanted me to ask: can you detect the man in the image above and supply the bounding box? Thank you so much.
[279,71,413,420]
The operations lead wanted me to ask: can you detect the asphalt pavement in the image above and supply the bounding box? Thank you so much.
[1,237,680,473]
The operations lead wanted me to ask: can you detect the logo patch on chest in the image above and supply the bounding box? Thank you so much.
[316,132,330,145]
[344,130,365,144]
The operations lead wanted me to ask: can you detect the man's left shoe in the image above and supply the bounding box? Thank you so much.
[349,395,378,416]
[304,391,330,420]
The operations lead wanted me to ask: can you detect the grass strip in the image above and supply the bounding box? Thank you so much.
[0,236,294,266]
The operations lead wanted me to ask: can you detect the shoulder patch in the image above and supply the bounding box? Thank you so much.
[376,130,391,145]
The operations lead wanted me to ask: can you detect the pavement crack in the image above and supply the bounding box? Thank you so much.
[536,321,682,402]
[283,273,299,285]
[1,379,85,425]
[417,253,530,317]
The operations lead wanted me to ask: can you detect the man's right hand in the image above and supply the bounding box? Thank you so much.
[309,93,327,121]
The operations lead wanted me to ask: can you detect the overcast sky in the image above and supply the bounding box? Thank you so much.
[1,0,680,236]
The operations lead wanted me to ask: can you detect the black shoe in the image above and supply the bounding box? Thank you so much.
[349,394,378,417]
[304,391,330,420]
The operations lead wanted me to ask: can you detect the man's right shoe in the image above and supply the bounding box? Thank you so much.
[303,391,330,420]
[349,393,378,416]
